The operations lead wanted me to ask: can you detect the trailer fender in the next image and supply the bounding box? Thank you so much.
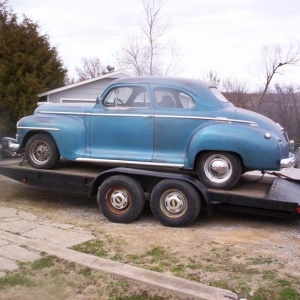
[88,167,212,215]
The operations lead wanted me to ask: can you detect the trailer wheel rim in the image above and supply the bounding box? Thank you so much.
[203,154,233,183]
[105,186,131,214]
[29,140,51,165]
[159,189,188,218]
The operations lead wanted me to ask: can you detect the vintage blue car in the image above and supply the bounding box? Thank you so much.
[13,77,294,189]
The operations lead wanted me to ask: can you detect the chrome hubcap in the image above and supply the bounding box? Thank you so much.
[160,190,187,218]
[110,190,128,210]
[204,154,232,183]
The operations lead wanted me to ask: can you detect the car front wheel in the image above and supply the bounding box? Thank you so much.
[25,133,60,169]
[197,151,242,189]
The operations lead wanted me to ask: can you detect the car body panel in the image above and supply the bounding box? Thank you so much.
[18,105,93,160]
[16,76,290,172]
[89,84,154,161]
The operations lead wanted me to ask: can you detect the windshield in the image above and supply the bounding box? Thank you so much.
[210,88,229,103]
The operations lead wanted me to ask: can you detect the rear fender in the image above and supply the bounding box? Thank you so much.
[185,122,282,170]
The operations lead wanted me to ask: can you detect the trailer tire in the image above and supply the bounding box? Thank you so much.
[25,133,60,169]
[150,179,201,227]
[97,175,145,223]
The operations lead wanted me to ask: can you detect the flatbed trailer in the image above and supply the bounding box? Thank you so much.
[0,157,300,227]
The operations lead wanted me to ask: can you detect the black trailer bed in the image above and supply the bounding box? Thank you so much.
[1,157,300,218]
[0,158,106,194]
[208,174,300,217]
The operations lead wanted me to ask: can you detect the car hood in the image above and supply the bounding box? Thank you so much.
[34,103,95,114]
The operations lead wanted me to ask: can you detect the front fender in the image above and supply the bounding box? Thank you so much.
[17,114,87,160]
[185,122,284,170]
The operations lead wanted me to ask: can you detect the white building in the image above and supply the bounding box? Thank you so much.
[38,69,134,104]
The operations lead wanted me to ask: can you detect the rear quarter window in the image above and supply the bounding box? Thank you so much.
[210,88,229,103]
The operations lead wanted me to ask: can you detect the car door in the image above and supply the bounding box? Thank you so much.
[150,84,200,165]
[89,84,154,162]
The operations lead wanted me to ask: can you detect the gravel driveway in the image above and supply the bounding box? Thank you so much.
[0,166,300,299]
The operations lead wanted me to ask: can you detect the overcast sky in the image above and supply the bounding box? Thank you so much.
[7,0,300,88]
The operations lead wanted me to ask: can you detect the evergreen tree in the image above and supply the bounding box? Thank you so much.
[0,1,67,137]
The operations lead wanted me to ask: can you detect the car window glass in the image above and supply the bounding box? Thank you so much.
[210,87,229,103]
[154,88,195,109]
[132,90,151,107]
[103,87,150,107]
[179,93,195,108]
[103,87,132,106]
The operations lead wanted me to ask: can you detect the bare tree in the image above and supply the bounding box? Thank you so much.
[115,0,181,76]
[272,84,300,139]
[202,70,221,88]
[256,42,300,110]
[116,35,148,76]
[222,78,251,109]
[64,75,76,86]
[75,57,105,82]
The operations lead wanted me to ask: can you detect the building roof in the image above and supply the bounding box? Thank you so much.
[38,70,135,97]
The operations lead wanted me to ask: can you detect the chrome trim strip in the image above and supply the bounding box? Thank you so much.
[39,111,89,116]
[76,158,184,168]
[17,126,60,131]
[38,111,257,126]
[155,115,257,125]
[38,111,149,117]
[92,113,149,117]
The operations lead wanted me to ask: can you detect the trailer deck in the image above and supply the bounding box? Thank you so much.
[0,158,272,197]
[1,157,300,220]
[209,176,300,218]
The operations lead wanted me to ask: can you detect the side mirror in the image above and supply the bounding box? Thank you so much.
[96,97,100,104]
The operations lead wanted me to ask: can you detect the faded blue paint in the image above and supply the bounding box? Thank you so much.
[17,77,290,171]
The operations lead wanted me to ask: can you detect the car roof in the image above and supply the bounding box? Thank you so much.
[110,76,213,93]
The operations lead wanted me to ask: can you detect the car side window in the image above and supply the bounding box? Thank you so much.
[178,92,195,108]
[103,86,151,108]
[154,88,195,109]
[131,90,151,107]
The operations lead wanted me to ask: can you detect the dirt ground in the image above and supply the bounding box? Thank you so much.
[0,169,300,299]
